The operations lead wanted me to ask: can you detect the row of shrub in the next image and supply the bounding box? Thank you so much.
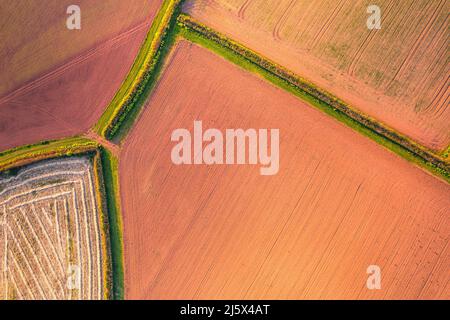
[0,138,98,172]
[92,151,115,300]
[0,144,119,299]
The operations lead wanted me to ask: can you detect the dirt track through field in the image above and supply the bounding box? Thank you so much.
[120,41,450,299]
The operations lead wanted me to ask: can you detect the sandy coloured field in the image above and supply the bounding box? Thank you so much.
[0,157,106,300]
[0,0,163,151]
[184,0,450,150]
[119,41,450,299]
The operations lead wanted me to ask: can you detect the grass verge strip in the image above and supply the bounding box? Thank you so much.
[92,5,448,182]
[99,147,125,299]
[176,14,449,183]
[92,151,114,300]
[94,0,183,141]
[0,140,119,299]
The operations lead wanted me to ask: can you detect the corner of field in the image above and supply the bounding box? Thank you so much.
[0,137,125,299]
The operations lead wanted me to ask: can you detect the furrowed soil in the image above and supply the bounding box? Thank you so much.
[119,41,450,299]
[0,0,163,151]
[184,0,450,150]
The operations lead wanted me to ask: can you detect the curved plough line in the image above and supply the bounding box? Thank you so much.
[0,137,123,299]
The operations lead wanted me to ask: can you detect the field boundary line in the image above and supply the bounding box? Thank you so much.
[94,0,183,141]
[0,137,98,172]
[92,152,113,300]
[0,140,123,300]
[176,14,449,183]
[97,148,125,299]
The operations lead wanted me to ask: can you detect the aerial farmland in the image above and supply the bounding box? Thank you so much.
[120,41,450,299]
[184,0,450,150]
[0,0,162,151]
[0,0,448,304]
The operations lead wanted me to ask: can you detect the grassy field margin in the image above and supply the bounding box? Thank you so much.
[94,0,183,142]
[92,151,114,300]
[0,138,124,299]
[93,5,449,182]
[176,14,449,182]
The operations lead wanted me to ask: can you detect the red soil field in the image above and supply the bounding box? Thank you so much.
[0,0,162,96]
[120,41,450,299]
[0,0,162,151]
[184,0,450,150]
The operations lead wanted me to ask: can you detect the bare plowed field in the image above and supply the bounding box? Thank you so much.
[0,157,107,300]
[119,41,450,299]
[0,0,162,151]
[184,0,450,150]
[0,0,162,96]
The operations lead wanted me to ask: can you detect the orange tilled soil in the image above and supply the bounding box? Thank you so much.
[0,0,163,151]
[120,41,450,299]
[184,0,450,150]
[0,157,106,300]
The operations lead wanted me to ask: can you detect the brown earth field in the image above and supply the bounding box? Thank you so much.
[119,40,450,299]
[0,0,163,151]
[184,0,450,151]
